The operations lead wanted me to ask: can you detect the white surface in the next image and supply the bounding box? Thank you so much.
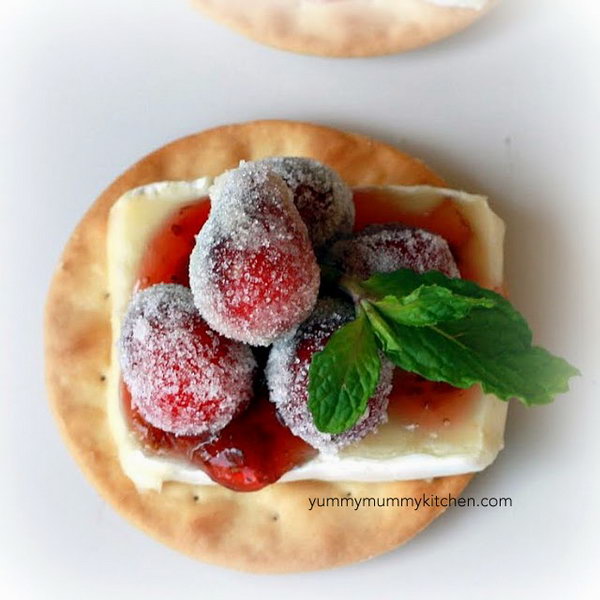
[1,0,599,598]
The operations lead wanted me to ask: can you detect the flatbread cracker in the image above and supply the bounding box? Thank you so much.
[45,120,480,573]
[192,0,497,57]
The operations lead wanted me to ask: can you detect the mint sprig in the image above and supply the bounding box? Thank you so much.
[308,269,579,434]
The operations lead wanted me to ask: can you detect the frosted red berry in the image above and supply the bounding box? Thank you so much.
[256,156,354,247]
[266,298,393,452]
[189,163,320,346]
[119,284,256,437]
[328,223,460,280]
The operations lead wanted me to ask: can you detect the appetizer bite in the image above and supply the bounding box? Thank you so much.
[45,120,577,572]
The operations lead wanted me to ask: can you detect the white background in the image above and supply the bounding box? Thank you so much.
[1,0,599,598]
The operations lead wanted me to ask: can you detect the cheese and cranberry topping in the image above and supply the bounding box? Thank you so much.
[107,162,509,492]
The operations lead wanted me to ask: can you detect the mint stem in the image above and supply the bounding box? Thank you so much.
[339,274,371,304]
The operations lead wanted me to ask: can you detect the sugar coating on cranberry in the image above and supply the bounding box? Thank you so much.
[189,162,320,346]
[119,284,256,437]
[328,224,460,280]
[266,298,393,453]
[255,157,354,247]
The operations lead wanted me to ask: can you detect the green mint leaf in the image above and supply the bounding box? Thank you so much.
[362,268,480,299]
[500,346,580,405]
[308,310,381,434]
[373,284,495,327]
[362,269,533,354]
[363,301,580,406]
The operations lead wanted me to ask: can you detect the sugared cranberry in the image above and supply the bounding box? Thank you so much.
[189,163,320,346]
[266,298,393,452]
[119,284,256,437]
[328,223,460,280]
[255,156,354,247]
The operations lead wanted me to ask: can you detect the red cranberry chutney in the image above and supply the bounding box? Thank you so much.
[123,190,477,492]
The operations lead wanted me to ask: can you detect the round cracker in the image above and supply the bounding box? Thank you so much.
[192,0,497,57]
[45,120,474,573]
